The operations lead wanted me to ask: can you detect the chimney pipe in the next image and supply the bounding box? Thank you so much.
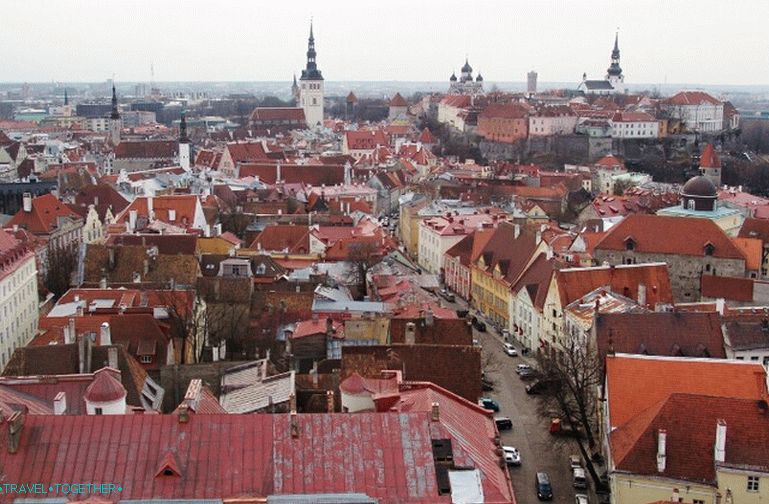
[290,411,299,438]
[514,223,520,239]
[106,346,119,370]
[431,402,440,422]
[7,411,24,454]
[86,333,93,373]
[78,335,86,374]
[53,392,67,415]
[22,192,32,213]
[326,390,334,413]
[638,282,647,306]
[100,322,111,345]
[99,276,107,289]
[656,429,667,473]
[65,317,76,345]
[715,419,727,463]
[178,403,190,424]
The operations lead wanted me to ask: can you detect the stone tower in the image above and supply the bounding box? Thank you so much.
[299,21,324,128]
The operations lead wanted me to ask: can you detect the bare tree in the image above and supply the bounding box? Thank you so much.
[157,289,207,364]
[45,244,78,299]
[534,340,606,490]
[346,240,380,300]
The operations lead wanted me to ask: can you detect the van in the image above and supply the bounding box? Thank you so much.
[572,468,588,489]
[536,472,553,500]
[494,416,513,430]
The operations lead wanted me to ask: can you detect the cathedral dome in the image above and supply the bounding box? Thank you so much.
[682,175,717,198]
[476,73,483,82]
[461,60,473,73]
[450,72,457,82]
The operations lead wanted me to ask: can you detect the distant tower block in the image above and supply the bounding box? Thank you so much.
[527,71,538,95]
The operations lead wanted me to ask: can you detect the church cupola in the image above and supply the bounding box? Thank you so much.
[606,32,623,78]
[460,58,473,82]
[476,72,483,82]
[449,72,457,82]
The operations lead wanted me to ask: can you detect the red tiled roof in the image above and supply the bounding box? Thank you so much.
[699,143,721,168]
[238,163,344,185]
[291,318,344,340]
[226,141,270,163]
[479,103,529,120]
[114,195,201,229]
[418,127,436,144]
[595,214,745,259]
[732,237,762,270]
[0,412,466,502]
[700,275,754,302]
[665,91,720,106]
[611,394,769,484]
[340,372,399,395]
[250,224,310,254]
[6,193,81,234]
[738,217,769,243]
[73,184,130,221]
[555,263,673,308]
[594,154,624,167]
[249,107,305,122]
[84,368,126,402]
[605,354,768,429]
[344,129,389,151]
[389,93,408,107]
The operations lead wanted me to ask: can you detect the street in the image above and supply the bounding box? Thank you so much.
[475,324,580,504]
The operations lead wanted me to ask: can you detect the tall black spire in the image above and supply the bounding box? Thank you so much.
[606,32,622,77]
[300,21,323,81]
[110,83,120,119]
[179,110,189,144]
[64,88,68,106]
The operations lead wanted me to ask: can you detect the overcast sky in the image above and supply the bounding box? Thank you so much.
[2,0,767,85]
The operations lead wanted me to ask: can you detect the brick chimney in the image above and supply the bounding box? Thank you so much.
[64,317,76,345]
[326,390,335,413]
[715,419,727,463]
[22,192,32,213]
[431,402,440,422]
[100,322,111,345]
[405,322,416,345]
[7,411,24,454]
[290,411,299,438]
[107,347,118,370]
[53,391,67,415]
[656,429,667,472]
[178,403,190,424]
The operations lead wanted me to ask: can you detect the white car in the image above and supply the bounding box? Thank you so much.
[515,364,532,374]
[503,343,518,356]
[502,446,521,466]
[575,494,589,504]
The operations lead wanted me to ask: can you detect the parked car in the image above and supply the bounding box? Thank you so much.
[526,379,558,395]
[439,288,455,303]
[575,494,589,504]
[535,472,553,501]
[472,317,487,332]
[503,446,521,466]
[481,378,494,391]
[573,468,588,489]
[515,364,532,374]
[503,342,518,356]
[501,329,511,341]
[494,416,513,430]
[519,368,537,380]
[569,455,583,472]
[479,397,500,412]
[456,308,469,318]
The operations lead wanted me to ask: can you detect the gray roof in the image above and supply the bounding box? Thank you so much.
[312,299,389,314]
[220,361,295,414]
[582,80,615,90]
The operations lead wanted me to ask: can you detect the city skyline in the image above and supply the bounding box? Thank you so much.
[2,0,769,86]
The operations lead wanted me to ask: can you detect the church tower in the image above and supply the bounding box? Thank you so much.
[179,110,191,171]
[109,83,122,145]
[606,32,625,93]
[299,21,324,128]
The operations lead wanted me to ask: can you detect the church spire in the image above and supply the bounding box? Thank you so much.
[64,88,68,106]
[179,110,189,144]
[300,20,323,81]
[606,31,622,78]
[110,83,120,119]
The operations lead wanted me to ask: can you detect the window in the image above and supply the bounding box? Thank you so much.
[693,500,704,504]
[748,475,760,492]
[140,355,152,364]
[95,407,103,415]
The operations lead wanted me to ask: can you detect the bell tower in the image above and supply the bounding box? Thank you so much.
[299,21,324,128]
[606,32,625,94]
[109,83,122,145]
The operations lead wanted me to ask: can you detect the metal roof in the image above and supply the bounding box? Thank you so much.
[267,494,377,504]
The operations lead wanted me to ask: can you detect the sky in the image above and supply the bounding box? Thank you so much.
[2,0,768,86]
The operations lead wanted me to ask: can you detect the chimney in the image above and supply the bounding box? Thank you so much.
[168,209,176,221]
[86,333,93,373]
[65,318,76,345]
[99,276,107,289]
[425,308,434,327]
[185,379,202,411]
[290,411,299,438]
[76,304,84,317]
[178,403,190,424]
[514,224,520,239]
[716,298,725,315]
[53,392,67,415]
[431,402,440,422]
[143,259,149,276]
[289,393,297,413]
[405,322,416,345]
[326,390,335,413]
[78,335,86,373]
[147,196,153,216]
[312,361,318,387]
[22,192,32,213]
[100,322,111,345]
[107,346,118,370]
[7,411,24,454]
[715,419,727,463]
[108,248,115,269]
[656,429,667,473]
[638,283,647,306]
[129,209,137,231]
[671,489,680,503]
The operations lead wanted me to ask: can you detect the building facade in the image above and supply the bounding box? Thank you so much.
[0,229,38,370]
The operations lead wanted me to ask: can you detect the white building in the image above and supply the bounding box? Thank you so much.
[577,33,625,95]
[529,105,578,136]
[418,211,504,274]
[610,111,660,138]
[298,22,324,128]
[663,91,725,133]
[0,229,38,370]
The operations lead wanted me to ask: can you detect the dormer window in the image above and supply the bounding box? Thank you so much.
[704,243,715,256]
[625,238,635,251]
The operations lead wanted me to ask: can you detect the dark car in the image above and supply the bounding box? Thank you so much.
[472,318,487,332]
[536,472,553,500]
[526,379,559,395]
[481,378,495,391]
[494,416,513,430]
[479,397,500,412]
[439,289,455,303]
[456,309,469,318]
